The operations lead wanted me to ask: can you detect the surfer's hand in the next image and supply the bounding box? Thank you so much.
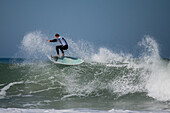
[46,39,50,42]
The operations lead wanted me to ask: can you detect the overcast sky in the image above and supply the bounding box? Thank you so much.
[0,0,170,58]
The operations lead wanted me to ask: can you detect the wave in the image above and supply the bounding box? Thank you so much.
[1,31,170,108]
[14,32,170,101]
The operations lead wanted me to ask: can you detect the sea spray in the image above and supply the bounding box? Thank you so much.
[139,37,170,101]
[137,36,170,101]
[91,47,132,64]
[66,39,94,61]
[16,31,53,60]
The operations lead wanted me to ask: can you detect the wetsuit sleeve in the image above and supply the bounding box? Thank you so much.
[50,39,57,42]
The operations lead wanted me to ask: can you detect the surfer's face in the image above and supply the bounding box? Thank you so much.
[55,36,59,38]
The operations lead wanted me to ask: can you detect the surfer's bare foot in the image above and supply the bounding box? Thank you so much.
[56,55,60,57]
[62,53,64,56]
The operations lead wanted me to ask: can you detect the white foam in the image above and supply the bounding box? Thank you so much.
[61,94,85,100]
[0,81,23,99]
[0,108,106,113]
[30,87,58,94]
[145,61,170,101]
[0,108,168,113]
[109,109,169,113]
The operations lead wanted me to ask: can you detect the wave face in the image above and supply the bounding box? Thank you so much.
[0,32,170,111]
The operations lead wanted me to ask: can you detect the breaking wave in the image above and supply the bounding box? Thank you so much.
[15,32,170,101]
[1,31,170,110]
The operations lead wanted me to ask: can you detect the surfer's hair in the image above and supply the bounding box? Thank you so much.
[55,33,60,37]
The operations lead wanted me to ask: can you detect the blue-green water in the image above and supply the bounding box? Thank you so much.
[0,58,170,113]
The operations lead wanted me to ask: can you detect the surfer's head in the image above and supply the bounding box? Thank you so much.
[55,33,60,38]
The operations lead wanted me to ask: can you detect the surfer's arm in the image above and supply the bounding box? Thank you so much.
[47,39,57,42]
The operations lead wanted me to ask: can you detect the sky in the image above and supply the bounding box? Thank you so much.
[0,0,170,58]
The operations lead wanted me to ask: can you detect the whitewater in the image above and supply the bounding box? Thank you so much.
[0,31,170,113]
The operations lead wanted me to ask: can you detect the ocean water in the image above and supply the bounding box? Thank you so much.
[0,32,170,113]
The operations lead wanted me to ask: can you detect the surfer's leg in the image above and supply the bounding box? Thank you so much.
[56,46,60,56]
[59,48,64,56]
[60,48,64,54]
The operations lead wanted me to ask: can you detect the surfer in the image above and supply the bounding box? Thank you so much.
[47,33,68,57]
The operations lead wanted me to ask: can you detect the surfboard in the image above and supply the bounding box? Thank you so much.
[48,55,84,65]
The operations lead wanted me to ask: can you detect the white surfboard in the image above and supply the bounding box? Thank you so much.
[48,55,84,65]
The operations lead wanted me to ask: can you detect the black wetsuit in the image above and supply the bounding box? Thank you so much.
[50,37,68,55]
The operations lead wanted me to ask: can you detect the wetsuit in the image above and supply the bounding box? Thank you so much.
[49,37,68,55]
